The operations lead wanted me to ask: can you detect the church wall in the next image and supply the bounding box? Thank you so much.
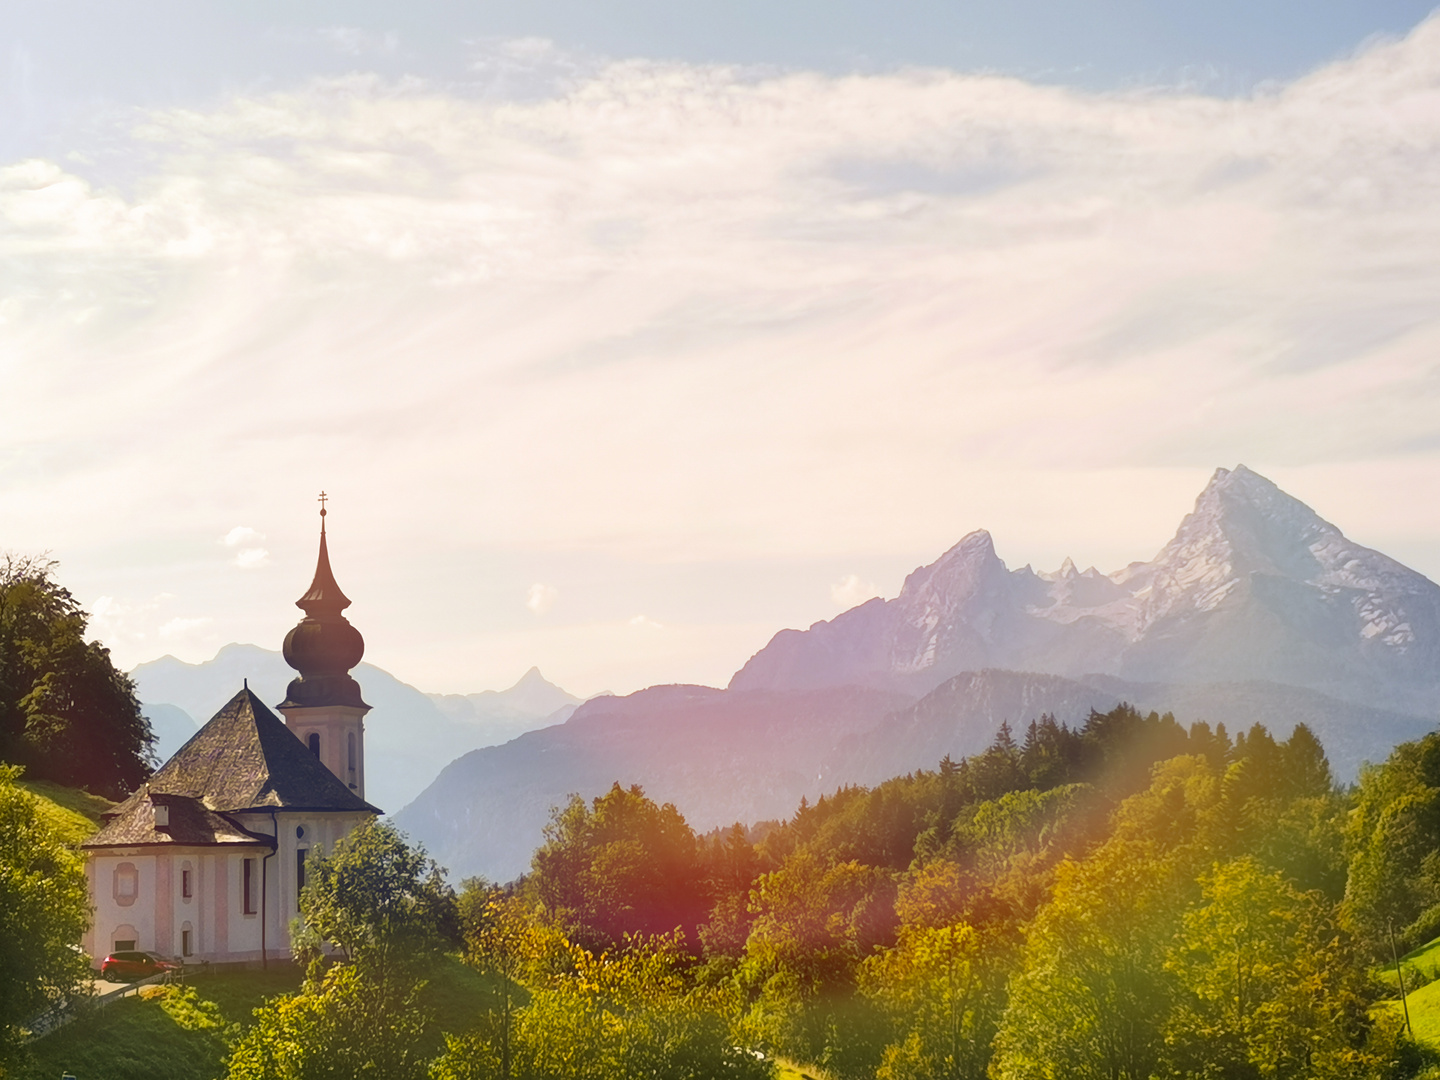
[213,852,229,956]
[89,851,157,959]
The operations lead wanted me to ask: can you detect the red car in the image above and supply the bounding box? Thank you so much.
[99,951,177,981]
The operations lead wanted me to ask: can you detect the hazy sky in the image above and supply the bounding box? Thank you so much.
[4,3,1440,698]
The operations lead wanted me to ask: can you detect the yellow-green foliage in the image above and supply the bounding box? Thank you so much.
[16,779,112,846]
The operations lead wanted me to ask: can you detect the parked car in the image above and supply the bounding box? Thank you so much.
[99,951,178,981]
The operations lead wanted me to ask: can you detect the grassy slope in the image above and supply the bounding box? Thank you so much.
[1378,936,1440,1047]
[17,969,302,1080]
[19,958,494,1080]
[17,779,112,845]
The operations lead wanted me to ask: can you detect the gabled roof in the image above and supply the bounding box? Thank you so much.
[84,790,274,850]
[148,687,380,814]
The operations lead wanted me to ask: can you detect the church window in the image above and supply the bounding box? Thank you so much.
[243,858,256,915]
[113,863,139,907]
[182,866,193,899]
[296,848,307,905]
[308,732,321,757]
[347,732,357,787]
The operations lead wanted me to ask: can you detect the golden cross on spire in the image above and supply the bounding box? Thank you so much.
[318,490,328,524]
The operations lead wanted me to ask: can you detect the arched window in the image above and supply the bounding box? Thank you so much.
[113,924,138,952]
[307,732,321,758]
[347,732,357,786]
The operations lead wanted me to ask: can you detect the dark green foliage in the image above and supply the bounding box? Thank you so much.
[530,783,710,950]
[0,554,152,796]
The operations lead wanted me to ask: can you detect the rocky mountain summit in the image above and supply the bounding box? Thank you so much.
[732,466,1440,714]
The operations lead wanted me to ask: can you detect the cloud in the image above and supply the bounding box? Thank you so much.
[831,574,880,608]
[526,582,558,614]
[7,20,1440,687]
[221,526,269,569]
[223,526,265,547]
[628,615,664,630]
[233,548,270,569]
[159,616,213,640]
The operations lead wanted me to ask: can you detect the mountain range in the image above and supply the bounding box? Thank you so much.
[131,645,581,813]
[731,466,1440,714]
[392,466,1440,881]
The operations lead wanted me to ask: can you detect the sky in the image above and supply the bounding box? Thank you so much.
[4,2,1440,698]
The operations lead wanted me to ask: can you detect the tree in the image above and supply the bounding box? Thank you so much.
[226,961,431,1080]
[1344,733,1440,953]
[1165,857,1377,1080]
[456,883,572,1080]
[0,764,91,1068]
[741,852,898,1075]
[860,922,1011,1080]
[530,784,708,949]
[0,554,152,795]
[433,931,773,1080]
[992,837,1183,1080]
[299,819,458,984]
[225,821,457,1080]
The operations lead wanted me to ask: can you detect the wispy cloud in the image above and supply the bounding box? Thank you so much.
[831,574,879,608]
[527,582,558,614]
[6,20,1440,688]
[222,526,268,569]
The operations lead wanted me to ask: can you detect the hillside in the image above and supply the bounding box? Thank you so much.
[16,780,111,846]
[395,684,911,881]
[19,958,494,1080]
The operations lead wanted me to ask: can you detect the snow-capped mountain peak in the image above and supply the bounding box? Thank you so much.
[731,465,1440,713]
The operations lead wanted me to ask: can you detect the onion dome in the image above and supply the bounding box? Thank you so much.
[280,500,370,709]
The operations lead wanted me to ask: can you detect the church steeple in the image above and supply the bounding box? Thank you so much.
[278,495,371,796]
[296,496,352,617]
[279,497,368,711]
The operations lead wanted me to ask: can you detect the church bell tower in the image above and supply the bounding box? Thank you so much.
[278,494,371,797]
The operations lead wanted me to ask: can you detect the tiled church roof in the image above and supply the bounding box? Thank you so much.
[84,686,378,850]
[84,790,273,849]
[152,687,380,814]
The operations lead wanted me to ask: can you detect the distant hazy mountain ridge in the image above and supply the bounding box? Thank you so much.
[731,466,1440,714]
[132,645,580,813]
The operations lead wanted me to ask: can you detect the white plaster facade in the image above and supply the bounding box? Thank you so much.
[83,803,374,965]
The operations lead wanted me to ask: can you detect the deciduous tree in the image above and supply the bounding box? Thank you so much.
[0,554,152,795]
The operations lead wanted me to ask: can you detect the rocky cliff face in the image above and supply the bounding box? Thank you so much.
[731,466,1440,714]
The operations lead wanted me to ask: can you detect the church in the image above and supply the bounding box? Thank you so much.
[81,506,380,967]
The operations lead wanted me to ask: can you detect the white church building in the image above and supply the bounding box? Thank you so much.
[82,508,381,966]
